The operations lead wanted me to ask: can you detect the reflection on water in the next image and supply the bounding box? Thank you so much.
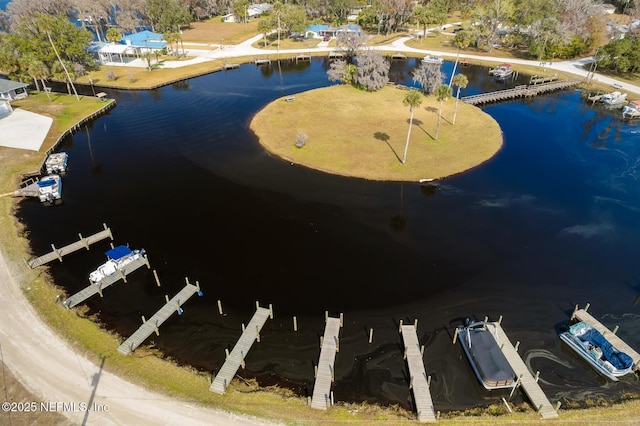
[16,58,640,411]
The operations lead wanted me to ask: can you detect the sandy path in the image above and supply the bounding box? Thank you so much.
[0,248,277,426]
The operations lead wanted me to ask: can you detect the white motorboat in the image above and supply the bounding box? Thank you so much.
[559,321,634,381]
[89,245,146,284]
[489,63,513,80]
[36,175,62,204]
[457,320,517,390]
[600,91,627,105]
[622,100,640,119]
[45,152,69,174]
[422,55,443,65]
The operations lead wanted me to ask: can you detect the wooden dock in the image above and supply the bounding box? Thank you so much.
[209,303,273,394]
[328,51,345,59]
[492,322,558,419]
[118,279,203,355]
[27,224,113,268]
[295,52,311,62]
[400,324,436,423]
[62,251,150,308]
[254,57,271,65]
[529,74,558,85]
[391,52,407,61]
[571,305,640,368]
[462,80,581,106]
[223,62,239,70]
[310,316,342,409]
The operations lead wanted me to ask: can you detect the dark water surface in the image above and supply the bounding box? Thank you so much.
[16,58,640,411]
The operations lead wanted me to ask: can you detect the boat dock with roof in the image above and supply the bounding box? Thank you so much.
[118,279,203,355]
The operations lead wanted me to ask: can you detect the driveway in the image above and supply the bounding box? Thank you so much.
[0,109,52,151]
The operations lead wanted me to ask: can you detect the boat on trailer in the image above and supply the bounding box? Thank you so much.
[36,175,62,204]
[44,152,69,174]
[457,320,517,390]
[560,321,633,381]
[89,245,146,284]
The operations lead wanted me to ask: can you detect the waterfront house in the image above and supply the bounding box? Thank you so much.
[0,79,28,101]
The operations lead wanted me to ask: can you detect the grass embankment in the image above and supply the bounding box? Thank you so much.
[252,84,502,181]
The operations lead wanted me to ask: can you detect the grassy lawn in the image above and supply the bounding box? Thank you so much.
[251,85,502,182]
[182,17,261,45]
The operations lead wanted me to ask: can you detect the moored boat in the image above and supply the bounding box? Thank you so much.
[89,245,146,284]
[491,63,513,80]
[622,100,640,119]
[600,91,627,105]
[559,321,633,381]
[422,55,443,65]
[45,152,69,174]
[36,175,62,204]
[457,320,517,390]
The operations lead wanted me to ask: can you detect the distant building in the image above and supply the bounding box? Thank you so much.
[122,30,167,53]
[223,3,273,23]
[0,79,28,101]
[305,24,361,39]
[91,30,168,64]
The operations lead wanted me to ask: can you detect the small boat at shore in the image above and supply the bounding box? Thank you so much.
[600,91,627,105]
[490,63,513,80]
[457,320,517,390]
[622,100,640,119]
[45,152,68,175]
[89,245,146,284]
[36,175,62,204]
[560,321,633,381]
[422,55,443,65]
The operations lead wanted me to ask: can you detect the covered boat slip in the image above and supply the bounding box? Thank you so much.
[459,322,515,389]
[456,320,558,419]
[570,304,640,371]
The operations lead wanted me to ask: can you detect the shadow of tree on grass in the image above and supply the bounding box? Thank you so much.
[374,131,401,163]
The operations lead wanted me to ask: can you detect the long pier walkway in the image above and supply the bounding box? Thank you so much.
[493,322,558,419]
[27,223,113,268]
[62,252,150,308]
[209,304,273,394]
[118,279,203,355]
[462,80,581,106]
[571,305,640,369]
[400,324,436,423]
[310,316,342,409]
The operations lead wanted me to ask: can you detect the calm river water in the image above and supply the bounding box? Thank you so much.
[16,58,640,411]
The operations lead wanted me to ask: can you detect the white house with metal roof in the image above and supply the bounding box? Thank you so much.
[0,79,29,101]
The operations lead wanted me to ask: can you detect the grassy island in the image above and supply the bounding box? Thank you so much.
[251,84,503,181]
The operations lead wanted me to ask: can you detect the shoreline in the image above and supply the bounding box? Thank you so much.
[0,38,640,424]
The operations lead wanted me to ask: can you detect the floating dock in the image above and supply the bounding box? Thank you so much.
[27,223,113,268]
[400,324,436,423]
[462,80,581,105]
[117,279,203,355]
[310,315,342,409]
[492,322,558,419]
[571,304,640,369]
[62,251,150,308]
[209,303,273,394]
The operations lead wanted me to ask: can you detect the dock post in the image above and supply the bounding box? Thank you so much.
[613,325,619,335]
[484,316,488,323]
[195,281,202,296]
[120,269,127,283]
[498,315,503,324]
[585,303,590,312]
[293,316,298,331]
[103,223,113,240]
[242,323,245,332]
[404,346,408,360]
[535,371,540,382]
[240,351,245,368]
[515,341,520,351]
[79,233,89,250]
[453,328,459,344]
[95,282,103,297]
[555,401,562,410]
[256,300,260,310]
[330,391,334,406]
[217,300,223,315]
[334,335,339,352]
[314,365,318,378]
[330,364,334,382]
[421,345,425,356]
[369,328,373,344]
[571,304,578,320]
[256,325,260,343]
[414,319,418,328]
[325,311,328,322]
[153,270,161,287]
[409,375,413,389]
[225,348,230,359]
[52,244,62,262]
[269,304,273,319]
[427,375,431,386]
[320,336,323,347]
[141,315,146,323]
[339,313,343,327]
[154,320,160,336]
[399,319,403,333]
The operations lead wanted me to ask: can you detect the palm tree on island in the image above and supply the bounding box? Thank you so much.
[402,89,423,164]
[434,84,452,140]
[451,74,468,125]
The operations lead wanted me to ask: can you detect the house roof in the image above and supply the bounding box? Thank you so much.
[100,43,130,54]
[122,30,167,49]
[0,79,28,94]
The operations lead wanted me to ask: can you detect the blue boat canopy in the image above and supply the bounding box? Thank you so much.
[37,179,56,187]
[105,245,132,261]
[578,328,634,370]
